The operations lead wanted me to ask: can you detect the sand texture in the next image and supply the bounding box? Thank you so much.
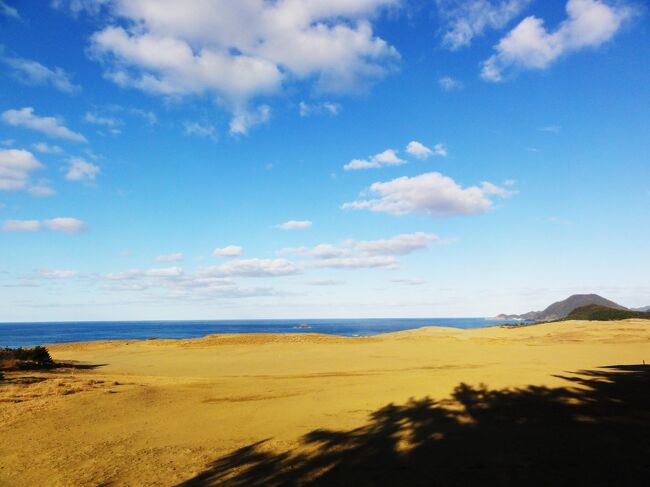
[2,319,650,486]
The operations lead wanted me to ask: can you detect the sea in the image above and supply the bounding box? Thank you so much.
[0,318,522,348]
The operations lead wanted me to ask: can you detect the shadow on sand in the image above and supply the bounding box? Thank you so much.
[179,365,650,486]
[0,362,107,383]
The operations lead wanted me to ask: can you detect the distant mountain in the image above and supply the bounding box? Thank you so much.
[632,306,650,312]
[495,294,627,322]
[566,305,650,321]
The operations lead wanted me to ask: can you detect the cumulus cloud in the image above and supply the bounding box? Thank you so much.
[405,141,433,159]
[33,142,63,154]
[3,56,81,94]
[156,252,184,262]
[2,107,87,142]
[79,0,399,129]
[184,121,218,142]
[65,158,100,181]
[481,0,632,81]
[213,245,243,257]
[2,217,86,233]
[438,75,463,91]
[437,0,532,50]
[342,171,515,218]
[200,258,300,278]
[299,101,341,117]
[0,149,44,192]
[344,148,405,170]
[277,220,313,230]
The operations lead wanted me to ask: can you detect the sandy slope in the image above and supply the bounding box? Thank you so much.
[1,320,649,486]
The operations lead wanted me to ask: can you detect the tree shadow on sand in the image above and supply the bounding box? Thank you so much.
[179,365,650,486]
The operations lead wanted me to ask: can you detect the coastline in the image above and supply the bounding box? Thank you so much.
[2,319,650,485]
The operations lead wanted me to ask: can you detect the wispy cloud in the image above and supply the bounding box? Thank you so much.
[437,0,532,50]
[2,107,87,142]
[299,101,341,117]
[276,220,313,231]
[2,217,87,233]
[3,56,81,94]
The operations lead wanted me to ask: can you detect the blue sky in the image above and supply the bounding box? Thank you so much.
[0,0,648,321]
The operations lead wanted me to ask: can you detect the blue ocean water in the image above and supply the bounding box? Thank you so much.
[0,318,521,348]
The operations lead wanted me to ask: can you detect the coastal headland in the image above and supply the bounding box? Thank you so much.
[2,319,650,486]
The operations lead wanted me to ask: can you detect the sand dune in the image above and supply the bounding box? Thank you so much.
[1,320,649,486]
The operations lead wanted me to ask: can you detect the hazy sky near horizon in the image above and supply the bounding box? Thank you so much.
[0,0,649,321]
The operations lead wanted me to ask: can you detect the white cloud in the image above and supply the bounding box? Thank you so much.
[33,142,64,154]
[0,149,44,191]
[437,0,532,50]
[1,139,14,146]
[2,220,41,232]
[229,105,270,135]
[65,158,100,181]
[2,107,87,142]
[82,0,399,128]
[184,121,218,142]
[43,217,87,233]
[2,217,86,233]
[391,277,426,285]
[84,112,121,126]
[305,279,345,286]
[156,252,184,262]
[310,255,398,269]
[433,143,449,157]
[355,232,439,255]
[405,141,433,159]
[299,101,341,117]
[200,258,300,278]
[277,220,313,230]
[39,269,78,279]
[28,184,56,198]
[107,266,183,280]
[0,1,19,18]
[145,267,183,277]
[342,171,515,218]
[344,148,405,170]
[438,75,463,91]
[3,56,81,94]
[481,0,632,81]
[213,245,243,257]
[280,232,441,270]
[540,124,561,133]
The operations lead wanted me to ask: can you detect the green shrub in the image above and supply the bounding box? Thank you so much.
[0,346,54,368]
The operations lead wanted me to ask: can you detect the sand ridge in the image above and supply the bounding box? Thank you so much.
[2,319,649,485]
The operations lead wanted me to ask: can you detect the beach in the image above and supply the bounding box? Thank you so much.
[1,319,649,486]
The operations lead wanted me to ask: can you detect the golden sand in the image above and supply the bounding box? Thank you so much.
[1,319,649,486]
